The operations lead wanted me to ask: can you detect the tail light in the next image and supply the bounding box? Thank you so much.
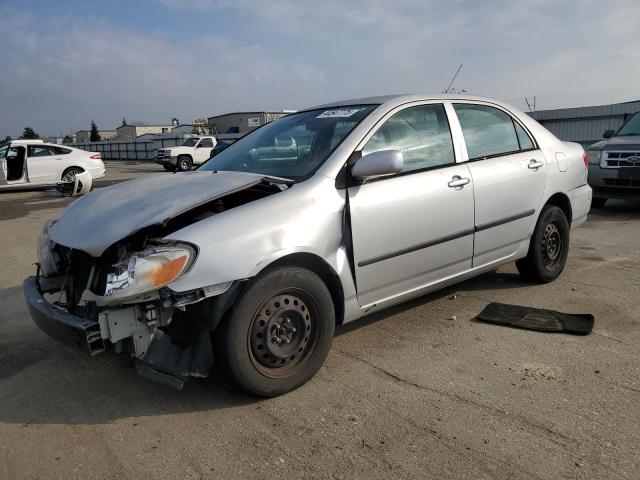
[582,152,589,168]
[89,153,102,160]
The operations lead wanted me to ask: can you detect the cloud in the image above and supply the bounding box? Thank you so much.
[0,8,324,137]
[2,1,640,137]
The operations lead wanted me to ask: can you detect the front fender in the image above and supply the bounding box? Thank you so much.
[164,176,348,293]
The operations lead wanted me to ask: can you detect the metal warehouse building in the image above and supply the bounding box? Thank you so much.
[207,111,294,135]
[529,100,640,148]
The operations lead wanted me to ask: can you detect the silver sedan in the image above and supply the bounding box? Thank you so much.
[24,94,592,396]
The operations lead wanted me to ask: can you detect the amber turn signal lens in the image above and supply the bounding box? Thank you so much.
[144,255,188,287]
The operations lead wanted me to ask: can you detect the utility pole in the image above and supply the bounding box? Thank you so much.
[524,96,536,112]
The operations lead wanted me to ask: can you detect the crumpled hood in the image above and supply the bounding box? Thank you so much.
[50,171,266,257]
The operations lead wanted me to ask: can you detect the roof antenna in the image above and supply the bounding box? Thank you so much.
[443,64,463,94]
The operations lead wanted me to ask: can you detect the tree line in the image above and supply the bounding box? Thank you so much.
[1,119,120,145]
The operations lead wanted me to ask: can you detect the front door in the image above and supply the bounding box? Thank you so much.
[194,138,214,164]
[5,146,27,183]
[348,103,475,307]
[26,144,60,184]
[452,103,547,267]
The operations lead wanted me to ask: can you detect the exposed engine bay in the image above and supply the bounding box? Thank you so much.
[32,179,285,389]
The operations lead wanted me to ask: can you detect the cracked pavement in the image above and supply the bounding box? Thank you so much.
[0,162,638,479]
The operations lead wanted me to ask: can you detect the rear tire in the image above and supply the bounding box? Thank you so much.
[61,166,84,182]
[215,266,335,397]
[516,205,570,283]
[177,155,193,171]
[591,197,607,208]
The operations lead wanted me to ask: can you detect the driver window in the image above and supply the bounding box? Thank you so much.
[362,104,455,173]
[198,138,213,148]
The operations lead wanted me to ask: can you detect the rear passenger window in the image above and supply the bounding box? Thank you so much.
[362,104,455,173]
[454,104,528,159]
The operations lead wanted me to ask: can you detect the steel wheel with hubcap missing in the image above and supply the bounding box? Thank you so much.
[516,205,569,283]
[541,222,562,271]
[249,292,317,378]
[215,266,335,397]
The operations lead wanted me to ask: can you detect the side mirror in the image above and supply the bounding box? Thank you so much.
[351,150,404,179]
[603,130,615,139]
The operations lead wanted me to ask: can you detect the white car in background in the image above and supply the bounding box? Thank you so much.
[0,139,106,189]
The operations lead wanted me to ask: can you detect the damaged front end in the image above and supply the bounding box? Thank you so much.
[24,172,286,389]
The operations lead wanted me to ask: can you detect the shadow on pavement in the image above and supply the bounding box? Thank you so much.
[0,285,257,426]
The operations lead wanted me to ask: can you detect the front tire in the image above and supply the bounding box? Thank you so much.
[215,266,335,397]
[516,205,570,283]
[177,155,193,171]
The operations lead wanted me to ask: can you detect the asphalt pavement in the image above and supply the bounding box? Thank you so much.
[0,161,638,479]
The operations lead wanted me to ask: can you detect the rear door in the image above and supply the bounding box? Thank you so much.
[348,102,475,307]
[451,103,547,267]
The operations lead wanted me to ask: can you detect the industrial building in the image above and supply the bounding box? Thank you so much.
[75,129,117,142]
[529,100,640,148]
[116,124,174,141]
[207,111,293,135]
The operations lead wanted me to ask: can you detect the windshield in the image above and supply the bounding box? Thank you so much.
[199,105,377,181]
[0,145,7,159]
[616,112,640,136]
[181,138,200,147]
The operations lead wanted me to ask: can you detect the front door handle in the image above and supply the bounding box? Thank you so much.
[528,159,544,170]
[448,176,470,188]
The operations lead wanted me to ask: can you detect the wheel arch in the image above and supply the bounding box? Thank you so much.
[264,252,345,326]
[544,192,572,225]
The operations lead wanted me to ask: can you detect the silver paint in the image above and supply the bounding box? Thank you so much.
[49,94,592,325]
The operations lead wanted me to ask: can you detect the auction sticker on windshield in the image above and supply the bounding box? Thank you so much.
[317,108,362,118]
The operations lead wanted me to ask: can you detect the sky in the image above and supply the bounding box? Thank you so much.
[1,0,640,138]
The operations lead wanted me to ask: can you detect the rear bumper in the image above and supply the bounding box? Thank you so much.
[588,165,640,197]
[23,276,104,355]
[87,165,106,179]
[567,184,592,228]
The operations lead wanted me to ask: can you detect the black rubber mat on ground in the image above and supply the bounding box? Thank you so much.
[477,302,594,335]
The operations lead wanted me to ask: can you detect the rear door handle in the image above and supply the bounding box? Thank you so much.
[448,176,470,188]
[528,159,544,170]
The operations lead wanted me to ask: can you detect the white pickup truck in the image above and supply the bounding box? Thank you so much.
[155,136,217,171]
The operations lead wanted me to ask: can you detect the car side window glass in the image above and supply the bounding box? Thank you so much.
[28,146,53,157]
[51,146,72,155]
[362,104,455,173]
[199,138,213,148]
[453,104,520,159]
[514,122,535,150]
